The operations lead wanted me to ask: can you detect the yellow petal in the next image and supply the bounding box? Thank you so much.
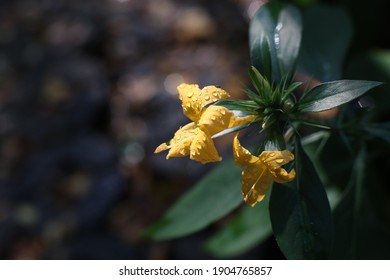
[232,134,258,167]
[201,85,230,104]
[229,114,256,128]
[198,105,234,135]
[241,163,273,207]
[189,128,221,164]
[154,143,169,153]
[163,122,197,159]
[177,83,203,122]
[260,150,294,167]
[259,150,296,183]
[273,168,296,183]
[177,83,230,122]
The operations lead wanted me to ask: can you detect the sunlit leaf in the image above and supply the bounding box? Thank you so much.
[213,100,258,113]
[269,140,333,259]
[298,80,382,112]
[146,159,242,240]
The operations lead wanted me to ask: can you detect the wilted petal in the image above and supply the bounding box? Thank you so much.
[233,134,258,166]
[177,83,230,122]
[190,128,221,164]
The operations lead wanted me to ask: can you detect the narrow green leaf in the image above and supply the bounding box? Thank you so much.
[213,100,258,113]
[283,82,302,99]
[204,194,272,257]
[245,88,263,106]
[146,159,242,240]
[212,122,254,139]
[297,5,352,81]
[248,66,272,101]
[259,40,272,83]
[269,139,333,259]
[249,2,302,83]
[298,80,382,112]
[276,5,302,82]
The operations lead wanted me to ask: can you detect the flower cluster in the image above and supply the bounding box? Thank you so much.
[155,83,296,206]
[150,1,385,259]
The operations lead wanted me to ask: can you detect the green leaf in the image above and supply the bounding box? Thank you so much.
[249,2,302,84]
[204,194,272,258]
[248,66,272,101]
[245,88,263,106]
[213,100,258,113]
[212,122,254,139]
[298,80,382,112]
[269,139,333,259]
[282,82,302,100]
[297,5,352,81]
[146,159,242,240]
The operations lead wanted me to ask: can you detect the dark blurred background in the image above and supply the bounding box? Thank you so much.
[0,0,389,259]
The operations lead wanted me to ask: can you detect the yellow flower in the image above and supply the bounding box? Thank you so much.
[233,134,296,207]
[155,83,255,164]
